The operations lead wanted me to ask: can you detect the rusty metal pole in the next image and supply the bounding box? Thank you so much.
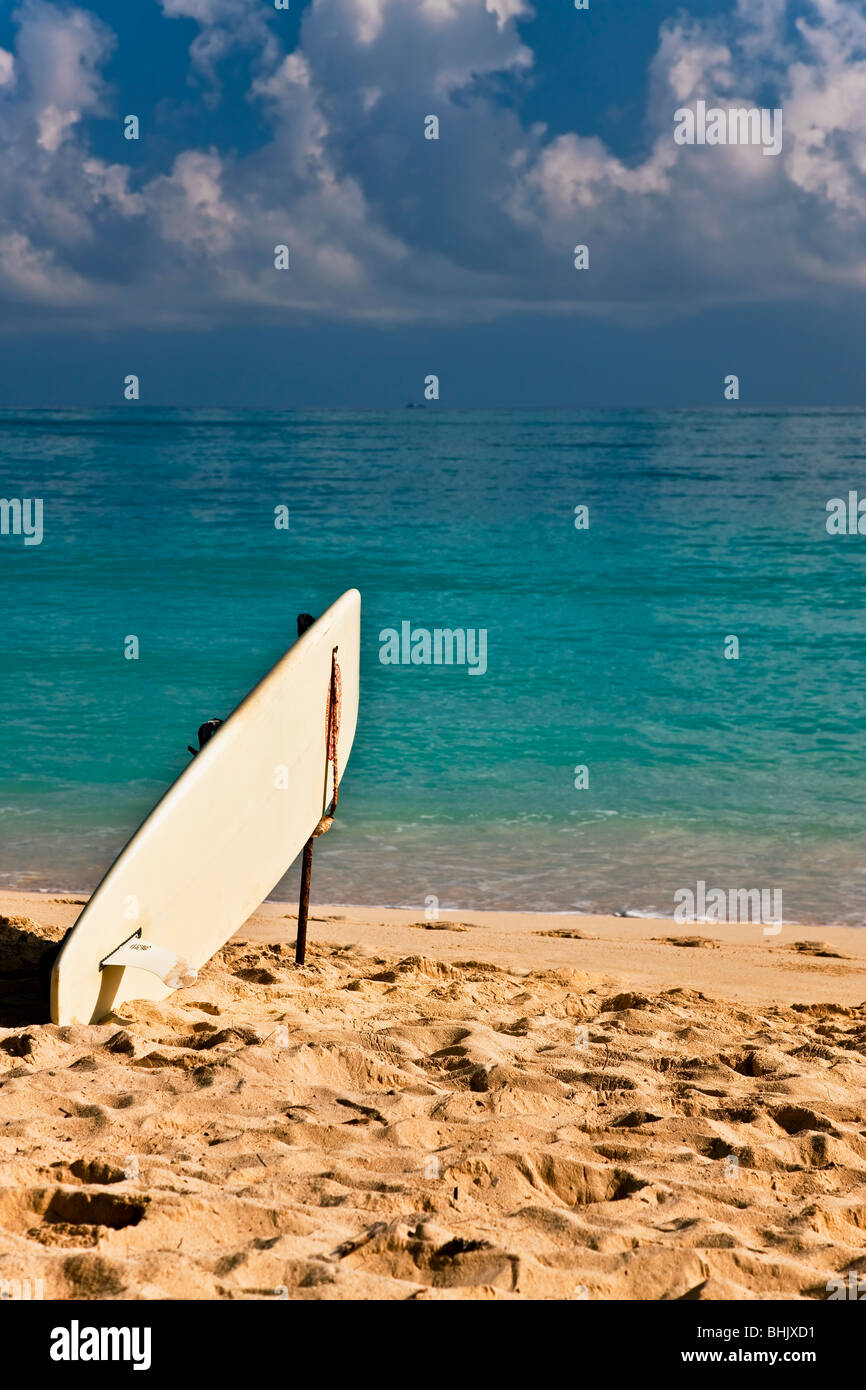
[294,612,317,968]
[295,836,314,966]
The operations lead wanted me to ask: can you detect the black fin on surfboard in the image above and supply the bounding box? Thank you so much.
[187,718,223,757]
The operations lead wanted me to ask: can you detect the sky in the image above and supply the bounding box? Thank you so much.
[0,0,864,407]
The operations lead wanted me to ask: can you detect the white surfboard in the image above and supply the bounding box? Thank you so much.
[50,589,361,1025]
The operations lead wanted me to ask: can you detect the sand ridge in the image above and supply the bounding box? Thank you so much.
[1,895,865,1300]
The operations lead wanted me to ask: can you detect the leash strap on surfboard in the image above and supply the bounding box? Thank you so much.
[325,645,342,817]
[311,645,342,836]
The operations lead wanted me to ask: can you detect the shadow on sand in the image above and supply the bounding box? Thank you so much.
[0,915,62,1028]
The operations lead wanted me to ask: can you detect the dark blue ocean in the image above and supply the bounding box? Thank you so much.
[2,408,865,923]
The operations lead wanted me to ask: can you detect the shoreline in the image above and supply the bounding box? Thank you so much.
[4,883,862,931]
[3,889,865,1008]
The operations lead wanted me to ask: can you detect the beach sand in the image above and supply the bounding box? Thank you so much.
[1,889,865,1301]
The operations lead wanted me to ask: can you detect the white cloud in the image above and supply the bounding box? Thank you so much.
[14,0,112,130]
[160,0,248,18]
[659,28,734,104]
[0,230,90,303]
[485,0,532,29]
[159,0,278,85]
[347,0,390,45]
[0,0,865,328]
[151,150,240,255]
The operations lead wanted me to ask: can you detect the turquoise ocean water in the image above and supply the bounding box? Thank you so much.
[1,408,865,924]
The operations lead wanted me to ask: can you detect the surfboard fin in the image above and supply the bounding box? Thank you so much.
[100,931,198,990]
